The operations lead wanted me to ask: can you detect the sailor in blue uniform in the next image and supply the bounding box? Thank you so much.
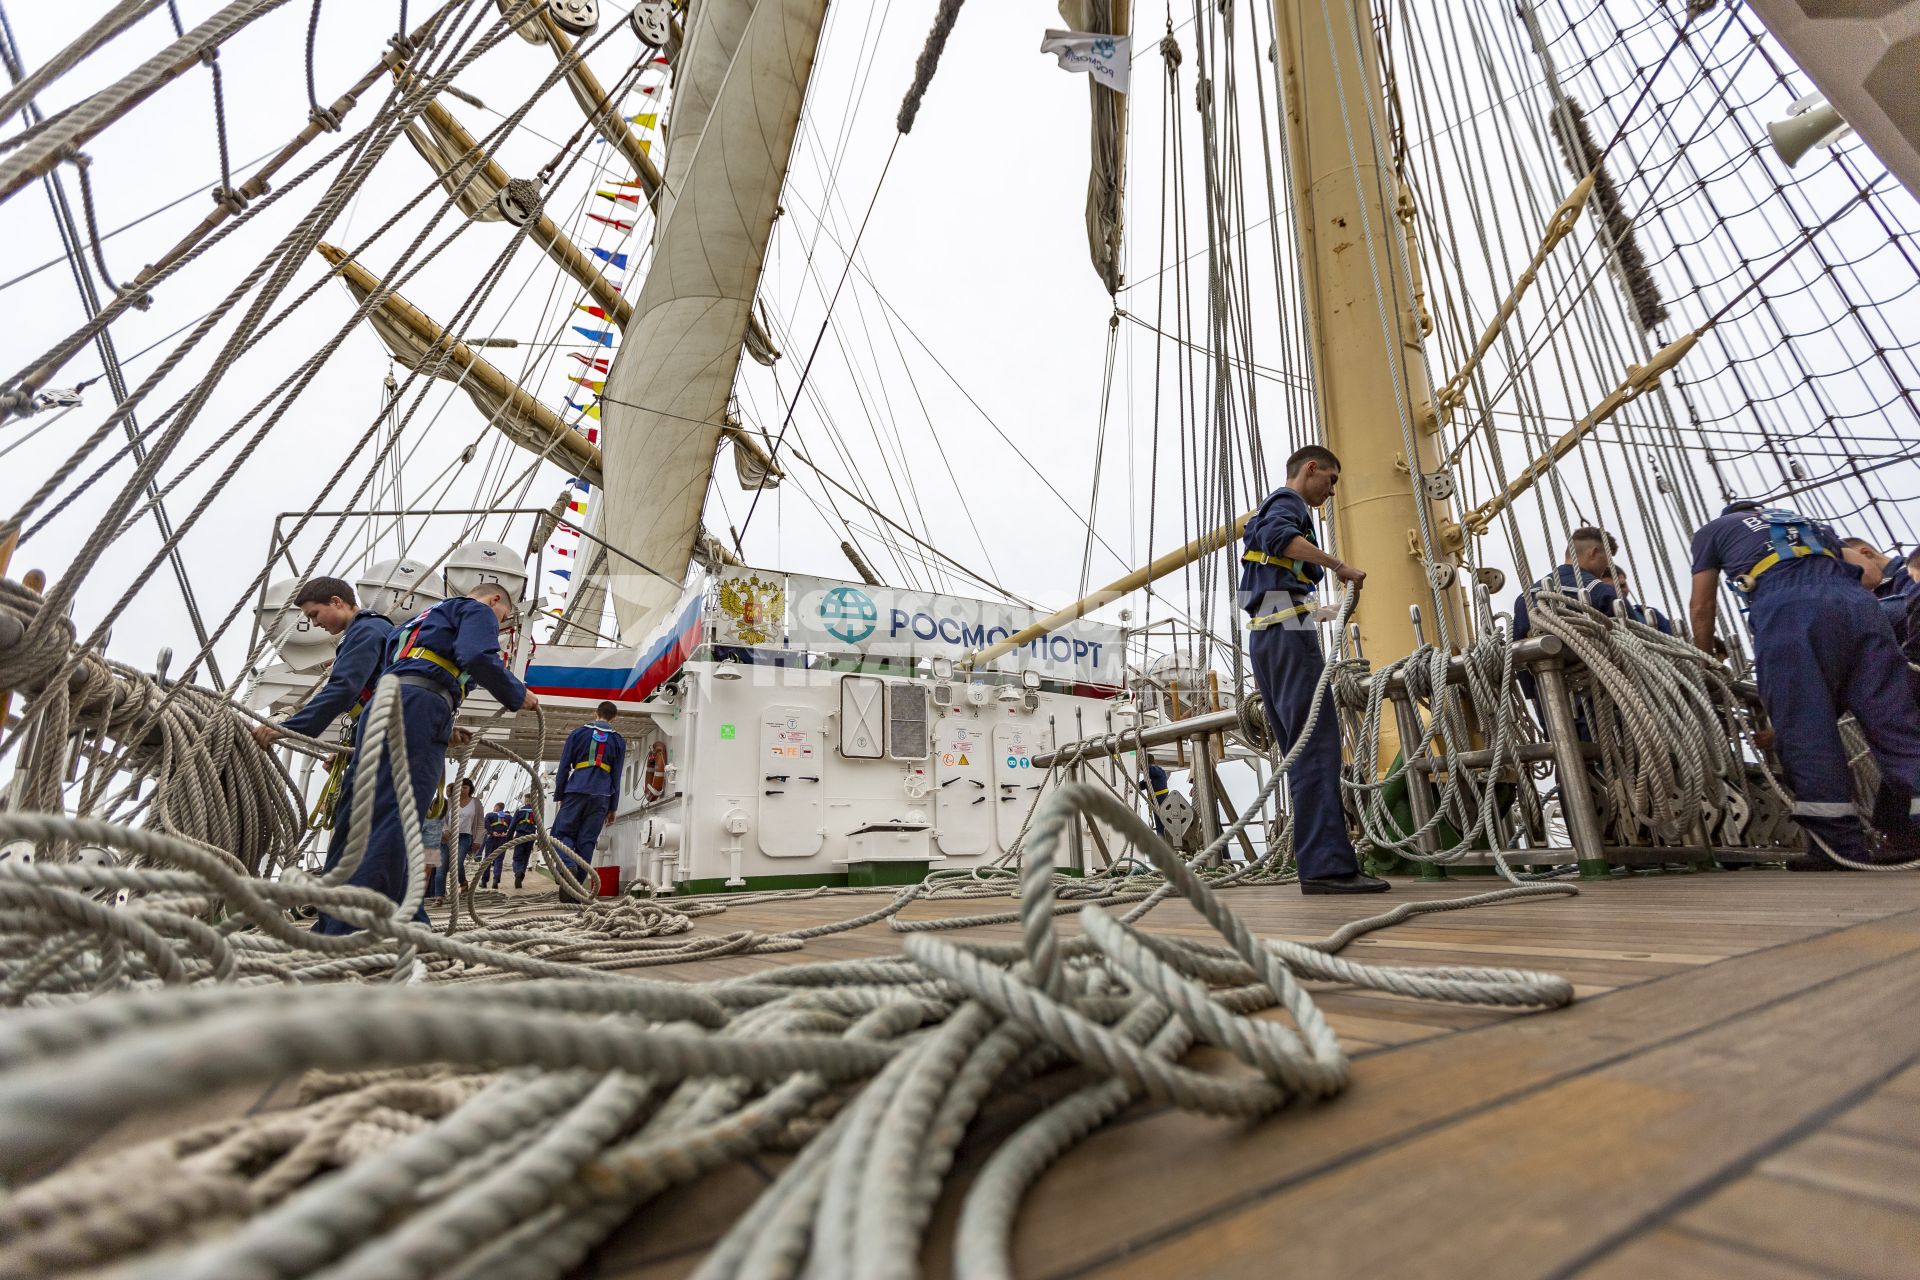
[479,802,510,888]
[253,577,396,751]
[510,795,539,888]
[550,700,626,880]
[1239,445,1387,894]
[1504,529,1623,746]
[251,577,396,876]
[1137,761,1172,835]
[1510,528,1619,646]
[312,583,537,933]
[1841,538,1918,649]
[1610,568,1675,635]
[1690,502,1920,868]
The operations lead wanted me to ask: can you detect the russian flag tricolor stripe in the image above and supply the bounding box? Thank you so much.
[523,583,704,703]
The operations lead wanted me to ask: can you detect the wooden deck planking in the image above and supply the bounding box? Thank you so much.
[54,871,1920,1278]
[576,873,1920,1279]
[1571,1049,1920,1279]
[1080,926,1920,1278]
[1670,1176,1920,1279]
[1576,1228,1831,1280]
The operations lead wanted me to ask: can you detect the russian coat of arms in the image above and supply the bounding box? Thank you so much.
[718,573,785,646]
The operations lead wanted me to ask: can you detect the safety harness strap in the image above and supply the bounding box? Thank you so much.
[393,606,469,693]
[1735,510,1836,594]
[1248,601,1314,631]
[569,728,614,773]
[1241,548,1303,573]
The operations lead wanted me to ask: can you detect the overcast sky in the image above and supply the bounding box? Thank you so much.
[3,0,1916,710]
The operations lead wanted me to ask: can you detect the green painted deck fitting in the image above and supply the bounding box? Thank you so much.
[848,859,934,887]
[672,872,849,896]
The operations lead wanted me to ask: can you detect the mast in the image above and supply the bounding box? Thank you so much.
[1269,0,1467,657]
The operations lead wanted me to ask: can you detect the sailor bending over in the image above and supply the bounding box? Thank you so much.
[312,583,537,933]
[250,577,396,895]
[1690,502,1920,869]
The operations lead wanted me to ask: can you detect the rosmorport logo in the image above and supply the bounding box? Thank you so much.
[820,585,878,645]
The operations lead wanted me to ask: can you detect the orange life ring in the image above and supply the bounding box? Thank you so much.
[644,741,669,800]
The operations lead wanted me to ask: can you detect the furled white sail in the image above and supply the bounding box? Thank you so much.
[401,115,503,221]
[1056,0,1129,295]
[600,0,825,637]
[652,0,755,240]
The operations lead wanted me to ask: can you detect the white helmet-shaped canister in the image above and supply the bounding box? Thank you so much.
[444,541,529,603]
[356,557,443,623]
[255,578,338,673]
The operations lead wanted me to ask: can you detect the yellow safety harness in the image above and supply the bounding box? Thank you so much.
[403,646,464,682]
[1243,509,1320,630]
[570,728,615,774]
[392,606,468,695]
[1248,601,1314,631]
[1241,548,1306,575]
[1733,508,1838,595]
[1735,545,1830,594]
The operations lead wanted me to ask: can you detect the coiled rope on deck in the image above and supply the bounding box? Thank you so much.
[0,570,1583,1275]
[0,777,1572,1278]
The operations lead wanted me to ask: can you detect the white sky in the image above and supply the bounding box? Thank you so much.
[3,0,1917,710]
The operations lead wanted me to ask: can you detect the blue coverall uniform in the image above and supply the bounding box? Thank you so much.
[551,719,625,878]
[1631,602,1677,636]
[287,610,395,911]
[1512,566,1621,736]
[1138,762,1171,836]
[1511,564,1621,647]
[1692,504,1920,861]
[314,596,527,934]
[479,809,510,887]
[1876,570,1916,654]
[1238,486,1360,881]
[510,804,538,884]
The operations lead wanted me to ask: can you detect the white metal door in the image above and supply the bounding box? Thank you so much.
[839,675,884,759]
[758,704,824,857]
[991,723,1053,849]
[933,718,992,857]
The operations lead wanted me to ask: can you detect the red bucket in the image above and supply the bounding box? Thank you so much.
[595,865,621,898]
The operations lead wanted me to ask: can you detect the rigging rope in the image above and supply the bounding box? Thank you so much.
[0,632,1578,1277]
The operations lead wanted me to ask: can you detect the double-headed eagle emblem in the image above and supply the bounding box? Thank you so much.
[718,573,785,647]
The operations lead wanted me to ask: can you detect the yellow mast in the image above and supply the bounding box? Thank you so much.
[1270,0,1467,659]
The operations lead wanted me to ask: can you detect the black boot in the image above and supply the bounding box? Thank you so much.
[1300,872,1391,895]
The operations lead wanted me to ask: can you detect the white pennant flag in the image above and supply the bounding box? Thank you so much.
[1040,29,1130,95]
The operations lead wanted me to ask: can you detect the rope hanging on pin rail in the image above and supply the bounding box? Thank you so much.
[898,0,967,134]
